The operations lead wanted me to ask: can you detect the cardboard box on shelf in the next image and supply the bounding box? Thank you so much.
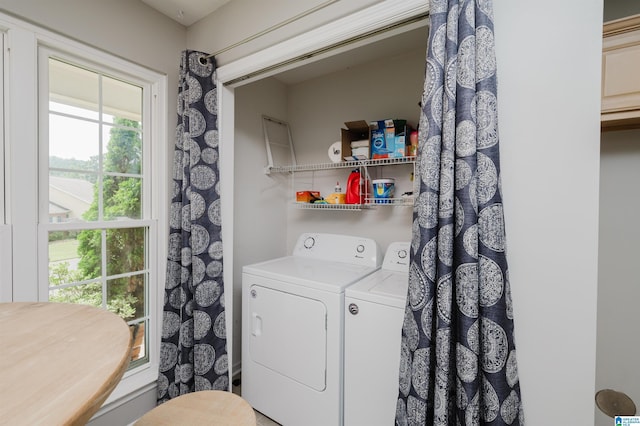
[341,121,371,161]
[370,119,412,159]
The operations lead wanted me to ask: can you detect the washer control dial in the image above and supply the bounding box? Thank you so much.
[398,249,408,259]
[356,244,365,254]
[303,237,315,249]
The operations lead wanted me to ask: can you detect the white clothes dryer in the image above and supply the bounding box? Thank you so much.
[344,241,410,426]
[242,233,382,426]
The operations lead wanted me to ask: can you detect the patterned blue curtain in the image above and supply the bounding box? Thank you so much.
[396,1,524,424]
[157,50,228,403]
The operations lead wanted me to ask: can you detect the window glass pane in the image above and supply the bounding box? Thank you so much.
[49,114,99,169]
[50,101,98,121]
[48,230,101,285]
[107,273,146,321]
[129,320,147,364]
[106,227,146,275]
[103,123,142,175]
[48,282,102,307]
[103,76,142,122]
[103,177,142,220]
[49,58,99,120]
[48,173,96,223]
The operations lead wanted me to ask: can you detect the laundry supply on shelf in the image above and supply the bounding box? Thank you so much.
[408,130,418,157]
[346,169,365,204]
[372,178,395,204]
[326,181,346,204]
[296,191,321,203]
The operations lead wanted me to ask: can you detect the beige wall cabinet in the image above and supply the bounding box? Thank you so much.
[602,14,640,130]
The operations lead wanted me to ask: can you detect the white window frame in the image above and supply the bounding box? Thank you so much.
[2,12,167,407]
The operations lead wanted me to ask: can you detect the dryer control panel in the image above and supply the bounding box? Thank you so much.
[292,233,382,268]
[382,241,411,272]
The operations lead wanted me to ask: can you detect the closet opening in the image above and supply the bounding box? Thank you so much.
[216,0,429,379]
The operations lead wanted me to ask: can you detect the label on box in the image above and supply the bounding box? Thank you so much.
[390,135,406,158]
[371,127,389,159]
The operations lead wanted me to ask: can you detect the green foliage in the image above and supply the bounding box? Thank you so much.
[49,261,84,286]
[49,262,137,319]
[49,282,102,310]
[105,122,142,175]
[106,178,141,219]
[48,230,79,243]
[76,229,102,279]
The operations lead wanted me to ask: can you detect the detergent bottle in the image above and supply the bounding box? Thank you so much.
[346,169,364,204]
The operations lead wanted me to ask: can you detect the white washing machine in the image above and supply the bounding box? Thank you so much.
[344,241,410,426]
[242,233,382,426]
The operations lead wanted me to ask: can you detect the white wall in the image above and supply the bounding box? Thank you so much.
[596,130,640,425]
[596,1,640,424]
[232,77,290,371]
[0,225,11,301]
[494,1,602,424]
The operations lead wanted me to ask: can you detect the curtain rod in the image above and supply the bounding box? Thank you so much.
[204,0,341,59]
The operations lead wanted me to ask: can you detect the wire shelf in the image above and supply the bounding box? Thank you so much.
[293,202,370,210]
[293,197,414,210]
[267,156,416,174]
[364,197,415,206]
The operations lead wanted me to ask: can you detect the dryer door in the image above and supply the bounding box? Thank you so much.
[248,285,327,391]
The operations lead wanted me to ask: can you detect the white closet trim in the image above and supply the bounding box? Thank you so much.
[216,0,428,86]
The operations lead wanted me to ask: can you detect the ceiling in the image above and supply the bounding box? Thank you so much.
[140,0,232,26]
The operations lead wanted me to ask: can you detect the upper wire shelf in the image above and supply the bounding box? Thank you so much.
[265,156,416,174]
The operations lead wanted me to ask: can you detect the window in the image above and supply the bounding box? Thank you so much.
[0,13,166,406]
[42,56,151,367]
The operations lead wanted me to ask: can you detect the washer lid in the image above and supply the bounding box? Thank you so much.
[345,270,408,308]
[243,256,379,292]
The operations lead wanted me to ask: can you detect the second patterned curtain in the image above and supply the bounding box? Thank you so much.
[396,1,524,424]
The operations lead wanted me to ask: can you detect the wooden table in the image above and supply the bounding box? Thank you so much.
[0,302,132,425]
